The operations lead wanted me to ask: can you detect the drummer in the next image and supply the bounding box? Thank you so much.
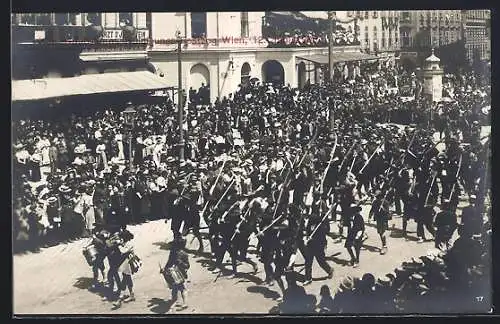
[164,236,190,310]
[113,226,136,307]
[89,221,109,289]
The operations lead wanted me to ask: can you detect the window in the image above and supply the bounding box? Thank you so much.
[388,34,392,47]
[373,11,378,18]
[19,13,37,25]
[365,11,369,19]
[241,12,249,38]
[191,12,207,38]
[402,11,410,20]
[382,32,386,47]
[55,13,77,25]
[86,13,102,25]
[20,13,52,25]
[119,13,133,27]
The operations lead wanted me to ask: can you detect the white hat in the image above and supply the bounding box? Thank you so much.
[156,176,167,187]
[74,144,86,154]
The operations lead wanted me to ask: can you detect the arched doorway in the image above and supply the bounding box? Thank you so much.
[298,62,306,89]
[190,63,210,90]
[262,60,285,85]
[241,62,251,86]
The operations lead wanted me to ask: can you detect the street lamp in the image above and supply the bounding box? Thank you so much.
[176,29,185,163]
[123,104,137,171]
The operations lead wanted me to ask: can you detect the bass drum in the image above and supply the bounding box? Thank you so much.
[83,244,100,266]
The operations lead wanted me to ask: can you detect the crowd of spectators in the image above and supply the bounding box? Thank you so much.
[265,29,358,48]
[12,63,489,254]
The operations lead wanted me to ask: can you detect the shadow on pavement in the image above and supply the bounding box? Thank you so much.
[73,277,94,290]
[147,297,175,314]
[312,275,330,282]
[234,272,264,285]
[246,285,281,300]
[326,255,351,267]
[361,244,381,253]
[152,241,173,251]
[185,248,212,259]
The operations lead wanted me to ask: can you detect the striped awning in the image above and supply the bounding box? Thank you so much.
[12,71,172,102]
[297,52,380,65]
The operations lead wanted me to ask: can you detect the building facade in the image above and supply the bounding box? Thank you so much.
[347,10,401,55]
[11,13,150,80]
[148,11,363,103]
[397,10,464,70]
[463,10,490,64]
[399,10,463,49]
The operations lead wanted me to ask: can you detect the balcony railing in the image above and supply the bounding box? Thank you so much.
[12,25,148,46]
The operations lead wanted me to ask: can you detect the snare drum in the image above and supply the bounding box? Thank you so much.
[169,265,185,285]
[82,244,99,266]
[161,265,185,288]
[128,251,142,274]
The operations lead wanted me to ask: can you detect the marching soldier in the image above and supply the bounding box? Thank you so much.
[417,202,436,243]
[344,204,365,268]
[303,191,334,285]
[184,175,205,252]
[214,187,240,276]
[231,198,259,275]
[256,199,278,286]
[434,200,457,251]
[369,190,390,255]
[460,195,482,238]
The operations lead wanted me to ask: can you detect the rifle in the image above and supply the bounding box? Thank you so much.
[378,178,395,213]
[230,199,255,241]
[204,177,235,220]
[348,152,357,173]
[210,159,227,196]
[320,133,338,193]
[271,167,292,220]
[254,213,285,238]
[339,141,357,171]
[424,171,437,207]
[305,203,335,244]
[358,142,384,175]
[448,154,463,201]
[174,173,193,205]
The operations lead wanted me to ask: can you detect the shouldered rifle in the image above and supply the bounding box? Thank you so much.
[339,141,357,171]
[448,154,463,201]
[210,159,227,196]
[320,133,338,193]
[305,203,335,245]
[358,142,384,175]
[230,199,255,241]
[204,177,235,220]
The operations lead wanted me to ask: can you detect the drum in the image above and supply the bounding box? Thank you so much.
[106,233,122,248]
[161,265,185,288]
[128,251,142,274]
[83,244,99,266]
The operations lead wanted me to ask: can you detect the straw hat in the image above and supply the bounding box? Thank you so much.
[59,185,71,193]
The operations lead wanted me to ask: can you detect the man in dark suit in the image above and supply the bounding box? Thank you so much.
[345,204,365,268]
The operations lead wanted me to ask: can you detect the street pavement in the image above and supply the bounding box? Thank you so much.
[14,201,467,315]
[13,127,490,315]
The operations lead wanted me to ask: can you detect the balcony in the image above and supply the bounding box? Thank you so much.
[12,25,148,48]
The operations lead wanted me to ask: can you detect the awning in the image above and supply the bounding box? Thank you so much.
[297,52,380,65]
[12,71,172,102]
